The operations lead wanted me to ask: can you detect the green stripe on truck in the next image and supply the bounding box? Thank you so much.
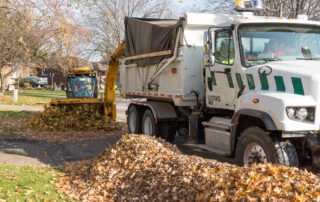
[246,74,255,90]
[211,72,217,86]
[274,76,285,92]
[292,77,304,95]
[235,73,243,88]
[226,73,234,88]
[259,75,269,90]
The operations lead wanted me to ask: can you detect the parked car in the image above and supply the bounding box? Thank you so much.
[22,76,48,87]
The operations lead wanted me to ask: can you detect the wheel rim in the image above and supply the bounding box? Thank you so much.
[143,116,153,136]
[129,113,137,133]
[243,143,268,165]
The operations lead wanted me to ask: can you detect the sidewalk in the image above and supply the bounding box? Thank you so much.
[0,104,43,112]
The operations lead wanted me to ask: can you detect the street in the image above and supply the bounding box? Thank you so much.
[0,100,234,167]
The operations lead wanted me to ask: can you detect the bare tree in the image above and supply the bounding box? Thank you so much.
[197,0,320,20]
[190,0,234,14]
[262,0,320,20]
[78,0,173,62]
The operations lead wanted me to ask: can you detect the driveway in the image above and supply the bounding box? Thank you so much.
[0,134,122,167]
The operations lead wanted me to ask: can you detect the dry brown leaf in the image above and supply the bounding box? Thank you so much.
[58,134,320,202]
[25,104,121,132]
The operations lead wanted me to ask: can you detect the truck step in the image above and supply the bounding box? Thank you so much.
[183,143,230,156]
[202,117,232,156]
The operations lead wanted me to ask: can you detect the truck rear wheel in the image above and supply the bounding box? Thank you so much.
[142,110,176,142]
[235,127,299,167]
[142,109,159,136]
[127,105,142,134]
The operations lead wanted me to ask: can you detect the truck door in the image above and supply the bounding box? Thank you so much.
[206,29,237,110]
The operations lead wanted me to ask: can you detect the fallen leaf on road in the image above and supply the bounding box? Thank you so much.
[58,134,320,201]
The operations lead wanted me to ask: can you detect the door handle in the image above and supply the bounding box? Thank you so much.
[211,68,231,74]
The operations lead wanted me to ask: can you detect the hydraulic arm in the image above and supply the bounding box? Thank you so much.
[105,42,125,121]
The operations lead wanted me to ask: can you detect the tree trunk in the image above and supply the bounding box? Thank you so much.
[0,73,4,95]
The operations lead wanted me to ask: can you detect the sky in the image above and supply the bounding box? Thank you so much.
[173,0,203,15]
[177,0,195,7]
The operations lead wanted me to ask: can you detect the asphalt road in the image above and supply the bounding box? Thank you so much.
[0,101,234,166]
[0,135,121,167]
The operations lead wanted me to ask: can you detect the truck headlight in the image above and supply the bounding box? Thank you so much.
[286,107,315,122]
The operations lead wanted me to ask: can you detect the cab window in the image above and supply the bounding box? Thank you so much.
[215,30,235,65]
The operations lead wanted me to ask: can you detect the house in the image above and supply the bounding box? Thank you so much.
[0,66,32,90]
[37,68,67,88]
[92,62,107,89]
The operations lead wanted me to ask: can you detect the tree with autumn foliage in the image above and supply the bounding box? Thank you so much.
[0,0,89,92]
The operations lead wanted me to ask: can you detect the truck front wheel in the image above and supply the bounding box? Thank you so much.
[235,127,299,167]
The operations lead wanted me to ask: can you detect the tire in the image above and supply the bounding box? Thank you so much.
[142,109,160,137]
[276,141,299,167]
[235,127,299,167]
[127,105,142,134]
[160,122,176,143]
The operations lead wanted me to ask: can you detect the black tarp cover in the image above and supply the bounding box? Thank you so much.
[125,17,183,66]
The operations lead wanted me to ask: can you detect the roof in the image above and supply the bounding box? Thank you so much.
[234,17,320,26]
[68,57,107,72]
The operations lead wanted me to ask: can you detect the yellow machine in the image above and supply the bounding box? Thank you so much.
[51,42,125,121]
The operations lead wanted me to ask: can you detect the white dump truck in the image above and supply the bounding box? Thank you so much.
[120,12,320,170]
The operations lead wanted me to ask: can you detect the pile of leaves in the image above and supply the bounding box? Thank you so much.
[25,104,120,132]
[58,134,320,201]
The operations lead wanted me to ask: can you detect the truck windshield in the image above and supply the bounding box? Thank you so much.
[67,75,97,98]
[239,24,320,67]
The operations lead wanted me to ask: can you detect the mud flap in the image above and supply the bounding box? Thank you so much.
[307,136,320,171]
[189,112,204,144]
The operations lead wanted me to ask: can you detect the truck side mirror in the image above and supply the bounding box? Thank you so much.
[210,54,215,68]
[208,31,215,68]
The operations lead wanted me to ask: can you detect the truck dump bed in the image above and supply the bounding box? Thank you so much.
[120,13,230,107]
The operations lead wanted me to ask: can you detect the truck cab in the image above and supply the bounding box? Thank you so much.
[204,14,320,169]
[66,67,98,98]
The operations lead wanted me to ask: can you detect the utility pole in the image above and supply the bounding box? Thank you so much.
[50,72,55,88]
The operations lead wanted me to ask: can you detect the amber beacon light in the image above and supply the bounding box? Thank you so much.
[236,0,263,9]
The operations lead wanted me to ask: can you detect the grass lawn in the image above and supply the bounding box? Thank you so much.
[0,89,66,106]
[0,166,70,201]
[15,89,66,97]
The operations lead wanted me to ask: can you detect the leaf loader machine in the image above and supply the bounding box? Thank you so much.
[50,42,125,121]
